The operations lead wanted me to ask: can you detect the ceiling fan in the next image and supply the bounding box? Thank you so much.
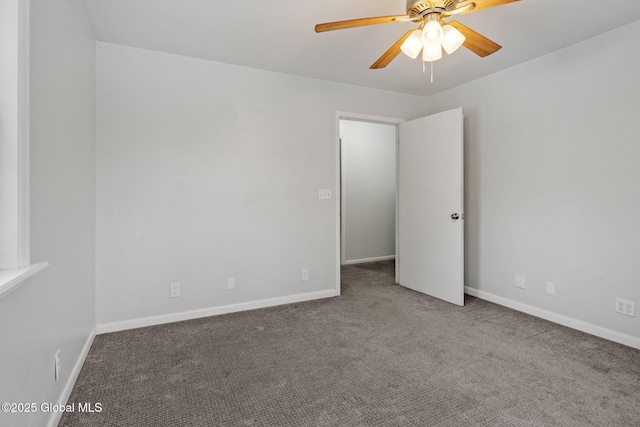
[315,0,519,69]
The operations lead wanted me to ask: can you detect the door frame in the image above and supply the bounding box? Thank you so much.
[334,111,405,295]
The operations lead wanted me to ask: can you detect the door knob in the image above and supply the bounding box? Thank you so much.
[451,213,460,220]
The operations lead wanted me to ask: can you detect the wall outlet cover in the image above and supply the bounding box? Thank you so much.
[170,283,181,298]
[54,349,61,381]
[546,281,555,296]
[615,297,635,317]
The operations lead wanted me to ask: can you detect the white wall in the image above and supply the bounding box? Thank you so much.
[423,20,640,343]
[0,1,96,427]
[95,42,430,327]
[340,120,396,264]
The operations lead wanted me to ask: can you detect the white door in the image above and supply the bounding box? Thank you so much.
[397,107,464,306]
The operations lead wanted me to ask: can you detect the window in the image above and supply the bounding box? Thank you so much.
[0,0,47,298]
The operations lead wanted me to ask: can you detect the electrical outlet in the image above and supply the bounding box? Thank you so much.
[301,268,309,282]
[170,283,181,298]
[227,277,235,290]
[514,275,526,290]
[54,349,61,381]
[627,301,636,316]
[546,281,555,296]
[615,297,635,317]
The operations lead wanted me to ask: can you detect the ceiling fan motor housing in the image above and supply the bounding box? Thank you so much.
[406,0,459,17]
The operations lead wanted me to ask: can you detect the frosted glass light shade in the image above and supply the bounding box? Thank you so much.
[422,45,442,62]
[442,25,466,54]
[422,20,443,48]
[400,29,424,59]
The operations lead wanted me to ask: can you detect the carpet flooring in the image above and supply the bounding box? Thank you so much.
[60,261,640,426]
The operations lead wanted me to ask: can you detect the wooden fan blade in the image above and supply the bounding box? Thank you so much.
[457,0,519,15]
[448,21,501,57]
[369,30,414,69]
[315,15,410,33]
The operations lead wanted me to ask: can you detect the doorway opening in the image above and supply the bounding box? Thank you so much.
[335,112,404,295]
[335,108,465,306]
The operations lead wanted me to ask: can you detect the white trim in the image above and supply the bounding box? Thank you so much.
[343,255,396,265]
[339,134,346,267]
[0,261,49,299]
[337,112,405,125]
[46,327,97,427]
[465,286,640,350]
[335,115,342,296]
[0,0,30,268]
[335,111,405,296]
[17,0,30,265]
[395,125,400,284]
[97,289,338,334]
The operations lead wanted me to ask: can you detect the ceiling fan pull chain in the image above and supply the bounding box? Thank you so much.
[422,60,435,83]
[430,60,434,84]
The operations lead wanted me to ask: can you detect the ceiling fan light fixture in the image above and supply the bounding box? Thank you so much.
[421,19,443,48]
[315,0,516,70]
[422,45,442,62]
[441,24,466,54]
[400,29,424,59]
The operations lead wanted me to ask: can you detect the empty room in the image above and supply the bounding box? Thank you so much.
[1,0,639,426]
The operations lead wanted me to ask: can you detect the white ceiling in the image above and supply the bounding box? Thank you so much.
[81,0,640,97]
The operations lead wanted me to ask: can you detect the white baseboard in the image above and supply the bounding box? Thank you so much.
[47,326,97,427]
[465,286,640,350]
[97,289,339,334]
[344,255,395,265]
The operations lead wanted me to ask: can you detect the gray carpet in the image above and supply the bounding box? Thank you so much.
[60,261,640,426]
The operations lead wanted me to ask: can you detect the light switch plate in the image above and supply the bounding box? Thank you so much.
[318,189,332,200]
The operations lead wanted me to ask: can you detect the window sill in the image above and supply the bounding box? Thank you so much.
[0,262,49,300]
